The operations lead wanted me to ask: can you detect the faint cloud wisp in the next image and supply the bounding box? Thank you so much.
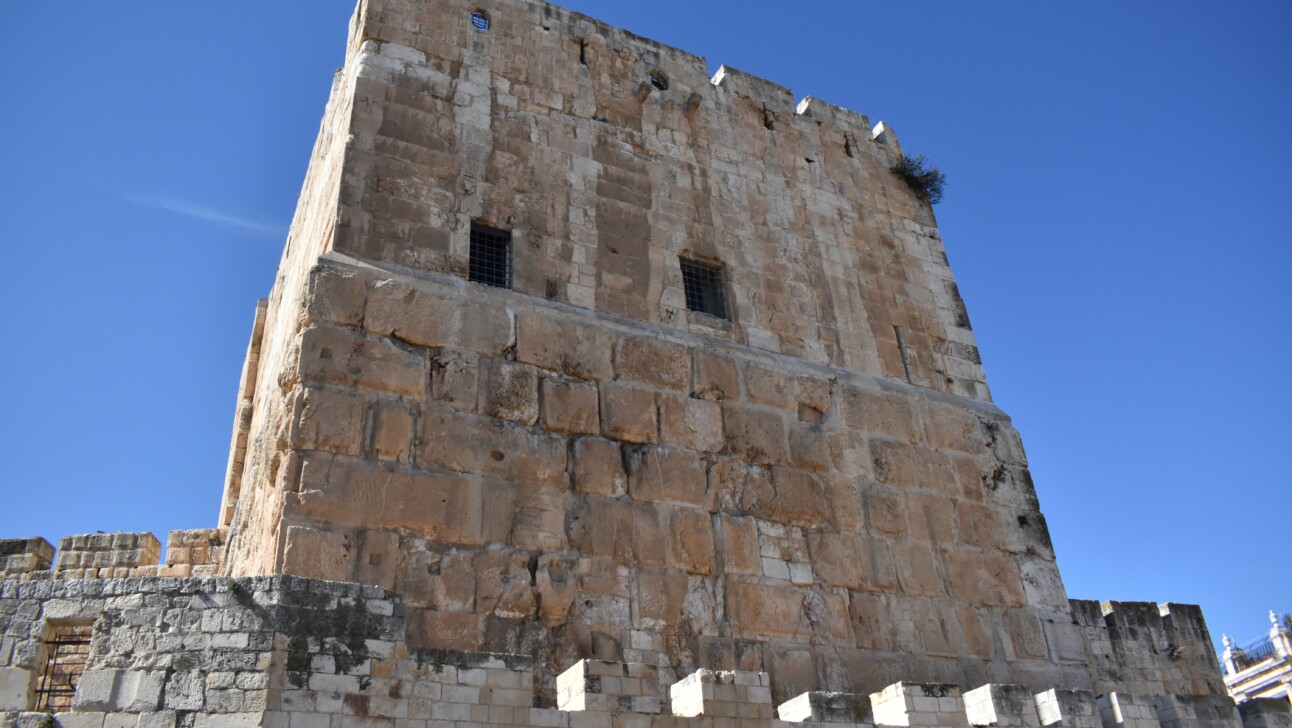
[125,193,286,236]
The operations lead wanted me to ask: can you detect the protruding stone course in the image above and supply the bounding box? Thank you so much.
[669,669,774,720]
[0,538,54,578]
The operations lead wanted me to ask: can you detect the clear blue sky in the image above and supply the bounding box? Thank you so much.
[1,2,1287,650]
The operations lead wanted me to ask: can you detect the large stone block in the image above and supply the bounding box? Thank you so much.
[668,507,716,575]
[480,358,539,425]
[365,278,511,354]
[600,383,658,444]
[964,684,1042,727]
[615,335,690,390]
[299,324,427,396]
[542,377,600,435]
[291,387,365,455]
[722,404,786,464]
[516,313,614,380]
[659,394,724,453]
[0,667,31,711]
[625,446,707,506]
[304,264,367,326]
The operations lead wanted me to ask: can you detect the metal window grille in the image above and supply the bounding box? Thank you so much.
[680,258,727,319]
[34,624,93,712]
[471,11,490,31]
[469,223,512,289]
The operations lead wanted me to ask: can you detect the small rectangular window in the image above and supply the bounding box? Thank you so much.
[680,257,728,320]
[34,624,93,712]
[469,222,512,289]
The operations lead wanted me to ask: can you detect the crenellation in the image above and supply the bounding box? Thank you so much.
[0,540,54,580]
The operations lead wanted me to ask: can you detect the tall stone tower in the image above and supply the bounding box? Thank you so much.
[1,1,1267,726]
[219,0,1075,698]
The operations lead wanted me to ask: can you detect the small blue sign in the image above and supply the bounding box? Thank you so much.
[471,12,490,32]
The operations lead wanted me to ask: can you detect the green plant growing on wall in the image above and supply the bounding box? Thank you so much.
[890,153,947,204]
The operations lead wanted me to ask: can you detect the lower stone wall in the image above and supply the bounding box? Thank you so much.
[1,574,1283,728]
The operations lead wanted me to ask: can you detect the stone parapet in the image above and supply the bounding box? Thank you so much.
[0,538,54,579]
[54,532,161,579]
[1,573,1285,728]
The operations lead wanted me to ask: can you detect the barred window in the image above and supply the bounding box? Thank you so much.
[469,223,512,289]
[680,257,728,320]
[34,624,93,712]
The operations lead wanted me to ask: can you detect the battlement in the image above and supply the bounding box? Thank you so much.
[2,573,1281,728]
[0,529,226,582]
[1070,600,1230,700]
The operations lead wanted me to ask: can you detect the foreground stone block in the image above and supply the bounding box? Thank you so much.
[1097,693,1162,728]
[779,691,874,724]
[669,668,773,720]
[871,682,966,727]
[0,667,32,711]
[965,684,1043,727]
[1035,689,1100,728]
[557,660,659,714]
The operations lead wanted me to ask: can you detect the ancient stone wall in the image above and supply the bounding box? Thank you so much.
[0,568,1268,728]
[211,0,1076,700]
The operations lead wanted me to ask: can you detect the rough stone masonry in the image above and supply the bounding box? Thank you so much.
[3,0,1290,727]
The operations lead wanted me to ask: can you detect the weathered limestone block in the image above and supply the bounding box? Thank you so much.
[56,532,161,576]
[304,264,367,326]
[291,387,365,455]
[164,529,225,568]
[669,668,773,720]
[1097,693,1162,728]
[601,383,658,444]
[299,324,427,396]
[722,404,787,465]
[73,669,165,713]
[870,682,966,727]
[965,684,1042,727]
[370,398,413,461]
[615,336,690,390]
[1035,689,1101,728]
[572,437,627,497]
[659,394,724,453]
[365,278,511,354]
[667,507,716,575]
[480,358,540,425]
[838,385,919,442]
[0,538,54,578]
[542,377,601,435]
[557,660,660,714]
[430,347,479,411]
[625,446,707,506]
[516,313,614,380]
[779,691,875,724]
[694,351,741,401]
[0,667,32,711]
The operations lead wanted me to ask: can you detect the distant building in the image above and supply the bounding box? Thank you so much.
[1223,612,1292,704]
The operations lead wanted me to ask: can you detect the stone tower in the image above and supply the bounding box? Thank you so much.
[218,0,1076,698]
[1,1,1275,726]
